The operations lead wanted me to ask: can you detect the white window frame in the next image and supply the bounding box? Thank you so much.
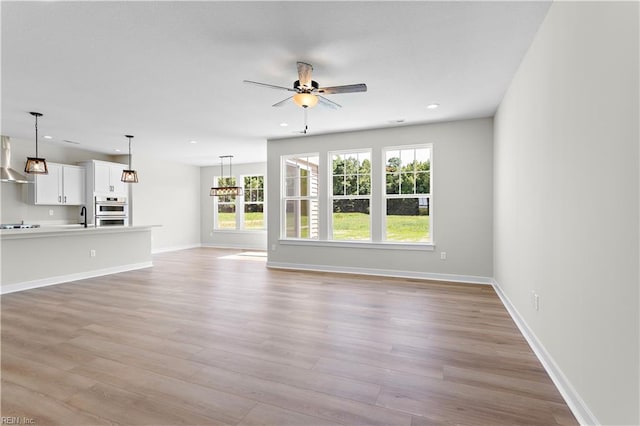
[382,144,432,243]
[213,174,266,232]
[212,176,239,230]
[240,174,266,231]
[281,153,320,240]
[328,149,372,241]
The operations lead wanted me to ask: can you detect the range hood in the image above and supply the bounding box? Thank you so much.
[1,136,31,183]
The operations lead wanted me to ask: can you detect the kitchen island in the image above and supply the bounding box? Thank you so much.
[0,225,153,294]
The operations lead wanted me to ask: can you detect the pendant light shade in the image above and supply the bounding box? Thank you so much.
[121,135,138,183]
[24,112,48,174]
[210,155,243,196]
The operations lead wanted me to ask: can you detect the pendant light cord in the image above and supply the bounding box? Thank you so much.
[128,137,132,169]
[34,114,39,158]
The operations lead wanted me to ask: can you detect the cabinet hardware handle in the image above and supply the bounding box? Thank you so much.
[64,196,67,203]
[58,195,61,203]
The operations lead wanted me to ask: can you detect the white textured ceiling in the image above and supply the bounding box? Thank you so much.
[1,1,550,166]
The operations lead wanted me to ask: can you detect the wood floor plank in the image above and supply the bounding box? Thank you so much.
[189,363,412,426]
[1,247,577,425]
[66,381,231,425]
[1,379,111,426]
[69,357,257,425]
[238,403,343,426]
[1,352,97,401]
[187,345,381,404]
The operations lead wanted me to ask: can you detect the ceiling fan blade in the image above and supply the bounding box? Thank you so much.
[317,83,367,94]
[297,62,313,88]
[272,96,293,107]
[317,95,342,109]
[243,80,295,92]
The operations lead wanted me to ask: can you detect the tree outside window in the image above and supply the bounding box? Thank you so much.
[384,146,431,242]
[244,175,264,230]
[330,151,371,241]
[214,177,237,230]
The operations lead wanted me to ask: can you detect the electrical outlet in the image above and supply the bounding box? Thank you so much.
[90,249,96,257]
[49,209,54,216]
[271,244,277,251]
[440,251,447,260]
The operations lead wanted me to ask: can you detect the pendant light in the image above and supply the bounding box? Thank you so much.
[210,155,243,196]
[24,112,48,174]
[121,134,138,183]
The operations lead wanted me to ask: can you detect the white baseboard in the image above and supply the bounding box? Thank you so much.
[266,261,492,285]
[202,243,268,251]
[491,280,599,426]
[0,262,153,295]
[152,243,202,254]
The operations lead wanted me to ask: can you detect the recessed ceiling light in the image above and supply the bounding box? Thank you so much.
[189,140,198,144]
[280,122,288,127]
[43,135,53,139]
[426,103,440,109]
[114,149,121,152]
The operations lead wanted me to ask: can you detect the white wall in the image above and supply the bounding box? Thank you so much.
[494,2,639,425]
[129,155,201,253]
[267,118,493,281]
[200,162,267,250]
[0,137,115,224]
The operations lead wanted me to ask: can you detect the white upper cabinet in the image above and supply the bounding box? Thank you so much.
[62,165,86,205]
[31,163,86,205]
[83,160,127,196]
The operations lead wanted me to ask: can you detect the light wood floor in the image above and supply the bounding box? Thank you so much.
[1,247,577,426]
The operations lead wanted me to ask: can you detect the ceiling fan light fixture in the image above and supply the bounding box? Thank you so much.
[293,93,318,109]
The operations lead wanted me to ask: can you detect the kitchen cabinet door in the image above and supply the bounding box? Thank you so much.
[94,163,112,194]
[34,163,62,204]
[110,164,127,195]
[62,166,85,205]
[94,162,127,195]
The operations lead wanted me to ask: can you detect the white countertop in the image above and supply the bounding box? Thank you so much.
[0,224,156,239]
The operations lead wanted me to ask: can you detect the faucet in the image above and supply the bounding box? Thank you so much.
[80,206,87,228]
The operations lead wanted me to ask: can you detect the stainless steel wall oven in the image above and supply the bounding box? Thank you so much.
[95,196,128,226]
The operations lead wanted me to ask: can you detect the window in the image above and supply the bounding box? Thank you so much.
[243,175,265,229]
[384,146,431,242]
[330,150,371,241]
[280,145,432,246]
[213,174,265,231]
[214,177,237,230]
[282,154,319,239]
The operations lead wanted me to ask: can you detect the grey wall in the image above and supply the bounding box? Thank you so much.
[494,2,639,424]
[1,228,152,289]
[0,137,115,224]
[129,155,201,253]
[267,118,493,281]
[200,161,267,250]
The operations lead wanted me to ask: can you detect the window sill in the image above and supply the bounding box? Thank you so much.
[212,229,267,233]
[279,239,434,251]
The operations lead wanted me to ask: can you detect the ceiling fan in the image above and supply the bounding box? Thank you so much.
[243,62,367,110]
